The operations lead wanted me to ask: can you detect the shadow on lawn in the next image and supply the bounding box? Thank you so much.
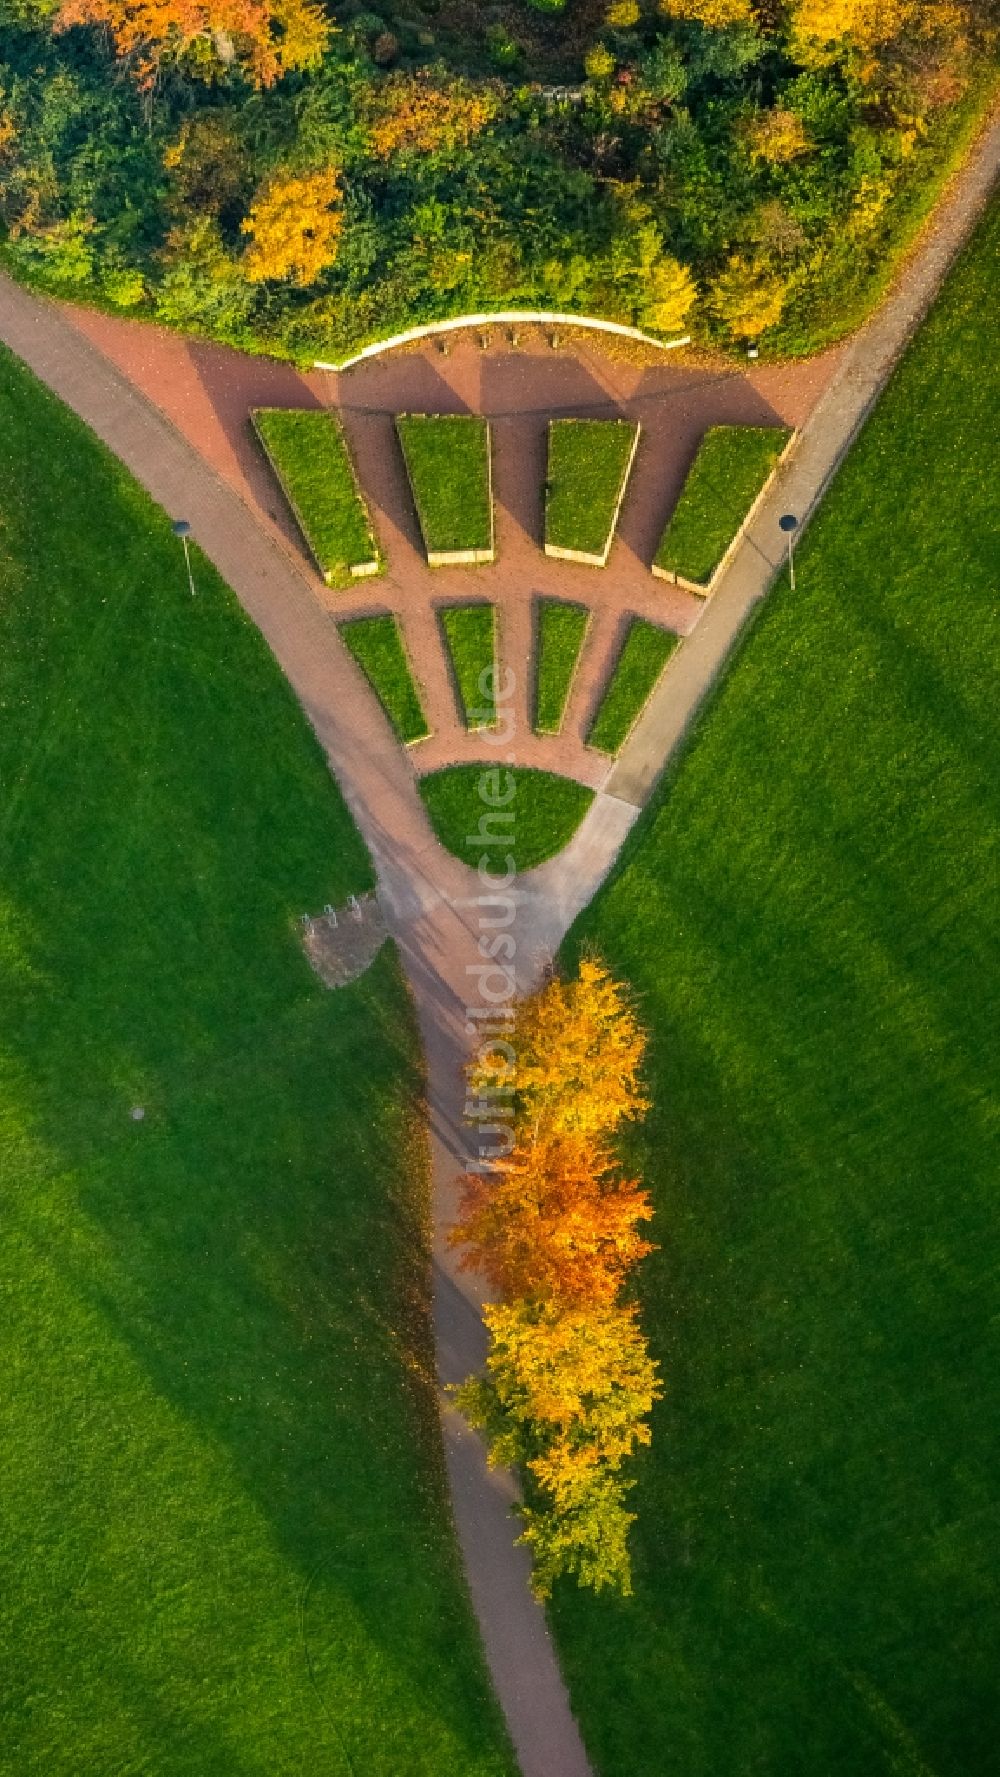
[14,941,506,1771]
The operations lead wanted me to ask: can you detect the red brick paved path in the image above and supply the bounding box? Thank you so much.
[62,302,841,784]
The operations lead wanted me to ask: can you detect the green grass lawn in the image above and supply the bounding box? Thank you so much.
[534,599,590,734]
[252,407,382,586]
[654,425,791,586]
[419,767,594,873]
[587,620,678,755]
[339,614,430,744]
[545,419,639,562]
[439,603,498,730]
[396,415,494,560]
[0,346,517,1777]
[551,199,1000,1777]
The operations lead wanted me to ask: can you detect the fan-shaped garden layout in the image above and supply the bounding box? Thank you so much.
[1,154,998,1777]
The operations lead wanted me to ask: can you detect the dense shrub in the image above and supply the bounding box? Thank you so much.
[0,0,994,361]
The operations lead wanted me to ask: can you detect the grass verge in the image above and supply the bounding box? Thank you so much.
[587,620,678,755]
[535,599,590,734]
[339,614,430,744]
[551,196,1000,1777]
[0,345,517,1777]
[396,414,494,561]
[545,419,639,563]
[251,407,381,586]
[654,425,791,587]
[440,603,498,730]
[419,766,594,873]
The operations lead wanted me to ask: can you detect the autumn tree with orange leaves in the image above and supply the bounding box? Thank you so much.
[54,0,328,89]
[454,1131,654,1307]
[453,957,661,1598]
[365,73,500,161]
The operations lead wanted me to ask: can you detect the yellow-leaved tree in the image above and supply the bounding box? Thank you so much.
[456,955,660,1598]
[659,0,756,25]
[241,167,343,286]
[606,0,640,24]
[789,0,917,60]
[641,253,698,335]
[365,74,499,160]
[608,210,698,336]
[789,0,974,89]
[710,254,787,341]
[469,956,649,1143]
[456,1299,662,1598]
[743,107,812,164]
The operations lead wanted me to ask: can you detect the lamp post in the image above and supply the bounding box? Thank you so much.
[778,512,799,591]
[172,518,196,597]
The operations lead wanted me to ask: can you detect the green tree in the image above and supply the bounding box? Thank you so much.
[457,1298,662,1598]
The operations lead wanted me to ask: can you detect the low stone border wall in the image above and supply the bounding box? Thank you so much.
[544,544,603,567]
[651,429,798,596]
[426,547,495,567]
[315,313,691,373]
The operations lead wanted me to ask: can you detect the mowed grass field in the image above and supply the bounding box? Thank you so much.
[553,203,1000,1775]
[0,349,515,1777]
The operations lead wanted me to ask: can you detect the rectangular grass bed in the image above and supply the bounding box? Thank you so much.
[587,619,678,755]
[396,415,494,565]
[653,424,791,590]
[534,599,590,735]
[439,603,498,730]
[339,615,429,744]
[544,419,640,566]
[251,408,381,587]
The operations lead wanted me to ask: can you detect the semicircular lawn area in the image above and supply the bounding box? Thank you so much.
[418,766,594,873]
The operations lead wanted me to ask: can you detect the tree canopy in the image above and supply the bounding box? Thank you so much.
[1,0,994,358]
[454,958,661,1599]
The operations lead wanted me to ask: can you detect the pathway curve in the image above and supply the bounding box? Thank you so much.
[0,104,996,1777]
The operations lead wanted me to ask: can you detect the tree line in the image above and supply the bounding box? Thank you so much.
[1,0,994,358]
[454,958,660,1598]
